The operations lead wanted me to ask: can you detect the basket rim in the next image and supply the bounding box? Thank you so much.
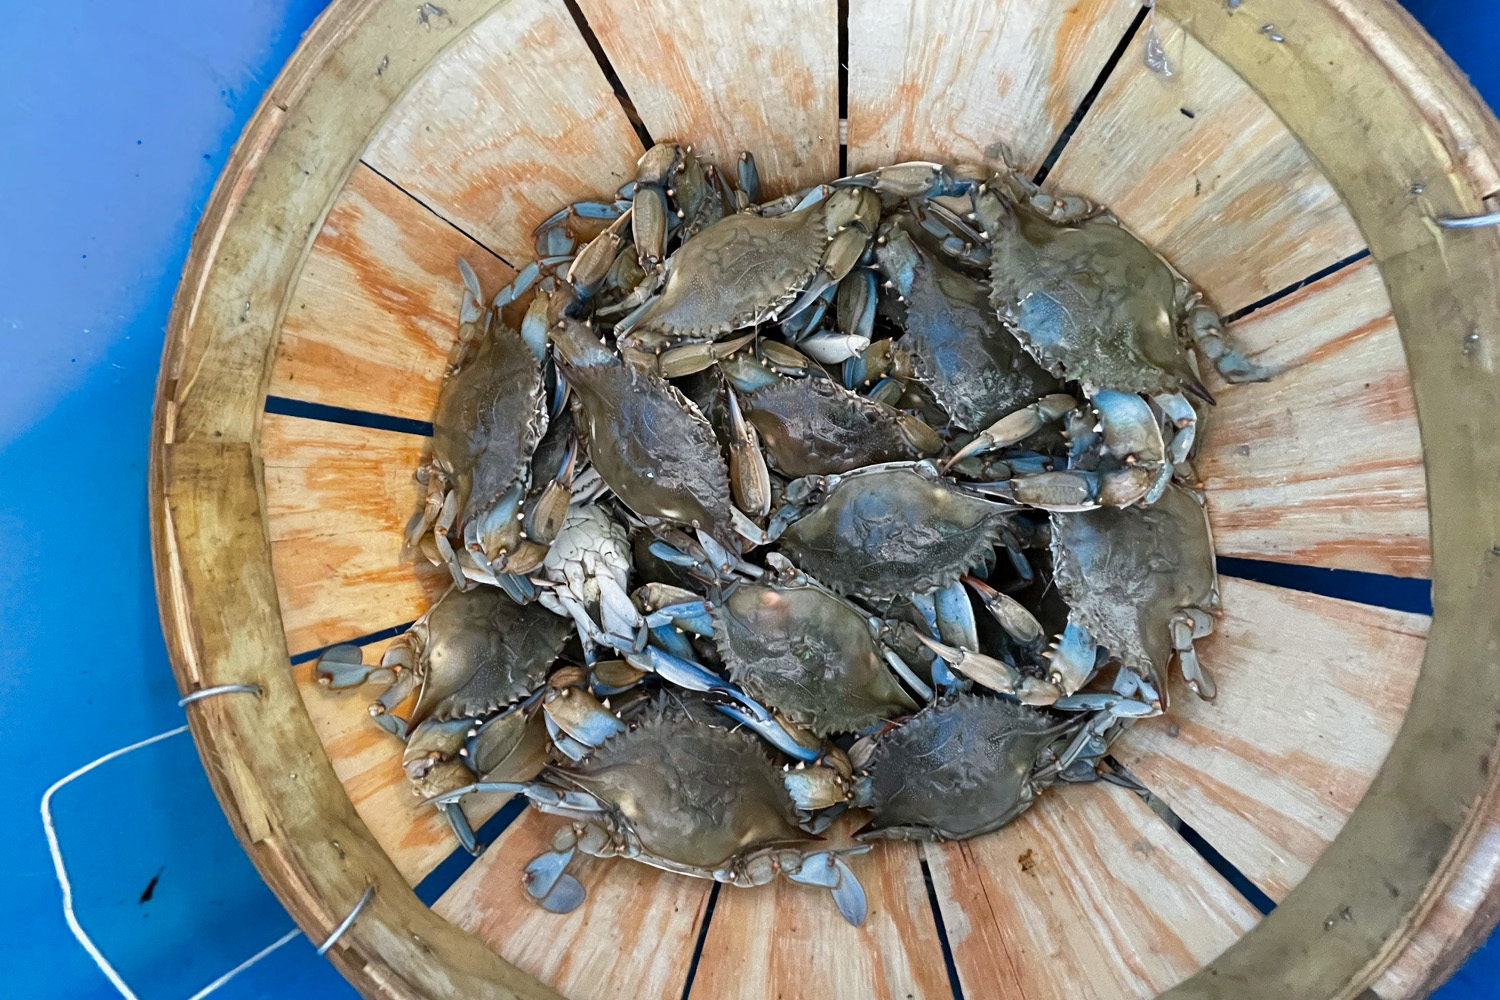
[148,1,1500,998]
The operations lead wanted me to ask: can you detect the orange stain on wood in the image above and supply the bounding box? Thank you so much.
[574,0,839,198]
[363,0,645,260]
[261,413,447,654]
[270,164,513,420]
[847,0,1138,173]
[435,808,712,1000]
[1113,578,1427,900]
[928,781,1259,999]
[1191,257,1429,576]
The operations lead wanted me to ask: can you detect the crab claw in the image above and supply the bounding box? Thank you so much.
[799,332,871,365]
[914,634,1058,706]
[523,846,576,900]
[314,644,377,689]
[830,858,867,926]
[658,331,758,379]
[945,393,1079,468]
[834,160,983,201]
[438,801,481,856]
[962,576,1044,645]
[542,685,626,747]
[783,764,850,812]
[713,699,823,763]
[537,874,587,913]
[1039,622,1100,695]
[726,388,772,519]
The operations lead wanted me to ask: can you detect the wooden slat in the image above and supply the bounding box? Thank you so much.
[846,0,1142,175]
[435,808,712,1000]
[269,164,514,420]
[574,0,838,196]
[689,837,950,1000]
[1113,578,1428,901]
[927,780,1260,999]
[363,0,646,261]
[1046,14,1367,313]
[1198,257,1431,576]
[261,413,446,655]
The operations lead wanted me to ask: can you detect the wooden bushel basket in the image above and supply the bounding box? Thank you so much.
[149,1,1500,997]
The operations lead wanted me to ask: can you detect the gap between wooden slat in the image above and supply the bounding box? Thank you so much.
[264,395,433,438]
[1218,557,1432,615]
[837,0,849,176]
[559,0,655,149]
[677,883,721,1000]
[920,856,967,1000]
[1223,249,1372,324]
[1033,4,1151,185]
[289,620,416,665]
[360,159,516,268]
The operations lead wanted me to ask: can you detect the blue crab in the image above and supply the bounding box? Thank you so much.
[549,317,757,553]
[874,219,1059,432]
[404,262,552,593]
[1049,482,1221,701]
[428,695,871,924]
[710,555,925,736]
[769,460,1017,601]
[717,352,940,479]
[616,187,882,352]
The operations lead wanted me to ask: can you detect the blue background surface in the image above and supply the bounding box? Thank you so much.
[0,2,1494,997]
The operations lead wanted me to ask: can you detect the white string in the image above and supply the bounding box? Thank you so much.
[184,928,300,1000]
[41,724,304,1000]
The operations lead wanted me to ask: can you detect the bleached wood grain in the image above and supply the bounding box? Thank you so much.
[364,0,645,260]
[261,412,444,655]
[846,0,1142,174]
[436,807,713,1000]
[1199,257,1430,576]
[927,780,1261,998]
[573,0,839,198]
[1046,15,1367,313]
[689,837,949,1000]
[1114,577,1428,901]
[269,164,513,420]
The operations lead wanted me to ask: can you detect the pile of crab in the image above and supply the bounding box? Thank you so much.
[316,144,1267,926]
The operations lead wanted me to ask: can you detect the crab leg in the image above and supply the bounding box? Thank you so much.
[1170,608,1218,700]
[1154,391,1199,465]
[914,634,1059,706]
[881,646,937,701]
[835,160,983,200]
[1183,299,1274,384]
[945,393,1079,467]
[490,260,542,311]
[657,330,757,379]
[736,150,760,205]
[725,387,773,519]
[713,701,823,762]
[313,643,390,690]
